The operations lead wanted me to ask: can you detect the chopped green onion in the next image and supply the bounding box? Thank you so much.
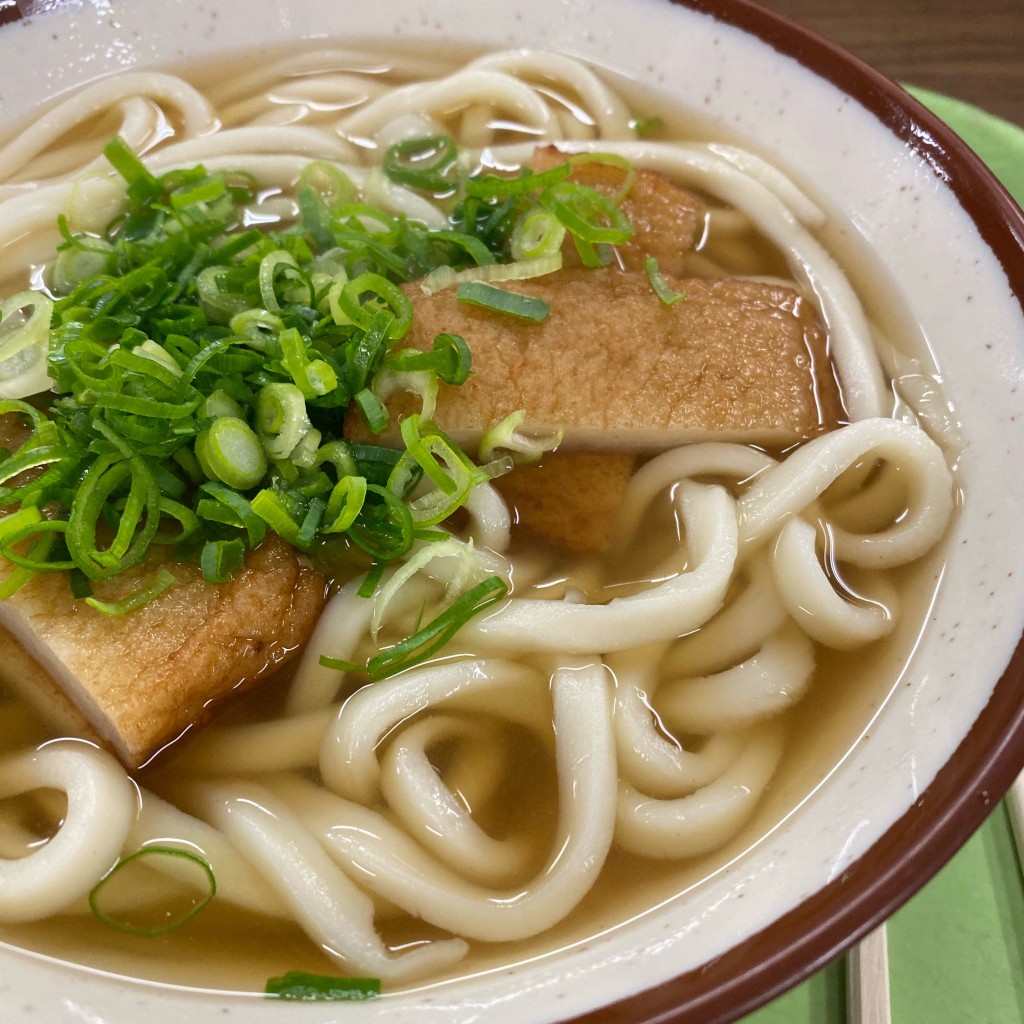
[337,273,413,337]
[198,389,245,421]
[348,483,415,561]
[84,568,177,616]
[465,162,571,199]
[419,253,562,296]
[198,481,267,547]
[371,536,485,640]
[354,388,388,434]
[367,575,508,679]
[315,439,358,478]
[644,256,688,306]
[200,538,246,584]
[265,971,380,1002]
[372,367,438,421]
[357,559,386,598]
[256,382,310,460]
[279,327,338,399]
[195,266,249,322]
[318,654,363,672]
[102,137,160,205]
[89,844,216,936]
[510,209,567,262]
[299,161,357,208]
[568,151,637,202]
[479,409,563,464]
[540,181,633,245]
[251,488,307,549]
[258,249,306,313]
[195,417,268,490]
[229,308,285,350]
[455,282,549,322]
[383,134,457,193]
[630,115,665,137]
[0,291,55,399]
[323,474,367,534]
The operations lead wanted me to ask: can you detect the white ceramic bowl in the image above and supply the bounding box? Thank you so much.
[1,1,1023,1022]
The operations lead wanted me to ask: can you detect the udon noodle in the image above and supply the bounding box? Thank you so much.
[0,45,956,990]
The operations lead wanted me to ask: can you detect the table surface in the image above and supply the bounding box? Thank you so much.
[756,0,1024,127]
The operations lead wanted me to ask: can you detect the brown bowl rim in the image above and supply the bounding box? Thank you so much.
[562,1,1024,1021]
[1,1,1024,1022]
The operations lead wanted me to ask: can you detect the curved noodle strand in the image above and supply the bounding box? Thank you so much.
[273,661,616,943]
[771,518,899,648]
[615,722,787,859]
[738,417,954,564]
[190,779,469,981]
[466,481,739,654]
[321,658,548,801]
[0,742,136,921]
[658,622,816,732]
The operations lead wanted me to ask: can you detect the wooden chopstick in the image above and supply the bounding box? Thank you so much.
[847,924,892,1024]
[846,769,1024,1024]
[1005,772,1024,864]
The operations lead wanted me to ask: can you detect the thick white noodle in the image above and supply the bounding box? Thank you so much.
[173,707,335,775]
[379,715,533,886]
[465,481,739,653]
[771,518,900,649]
[610,643,748,798]
[610,442,776,554]
[0,742,136,921]
[0,72,216,183]
[464,480,513,552]
[658,623,817,732]
[145,125,358,165]
[615,722,787,859]
[126,788,289,917]
[737,417,954,565]
[270,661,617,943]
[662,553,789,678]
[321,658,548,801]
[338,70,556,144]
[286,576,373,714]
[191,779,469,981]
[466,50,635,139]
[706,143,827,228]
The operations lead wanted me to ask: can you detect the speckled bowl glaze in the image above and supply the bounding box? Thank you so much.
[1,1,1023,1022]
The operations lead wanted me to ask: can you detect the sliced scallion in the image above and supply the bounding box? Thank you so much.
[195,417,268,490]
[84,567,177,616]
[644,256,688,306]
[89,844,216,935]
[265,971,380,1002]
[366,576,508,679]
[382,134,457,193]
[455,282,549,322]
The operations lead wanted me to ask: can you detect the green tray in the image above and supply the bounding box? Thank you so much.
[742,93,1024,1024]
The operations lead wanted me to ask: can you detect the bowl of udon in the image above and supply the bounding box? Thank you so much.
[0,0,1022,1021]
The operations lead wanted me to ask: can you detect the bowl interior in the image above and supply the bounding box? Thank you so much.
[0,1,1023,1022]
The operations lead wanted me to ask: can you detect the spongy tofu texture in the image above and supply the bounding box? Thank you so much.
[529,148,706,277]
[353,268,842,450]
[0,533,326,767]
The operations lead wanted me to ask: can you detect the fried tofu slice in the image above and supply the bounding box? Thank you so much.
[352,268,842,451]
[494,451,636,555]
[347,267,841,554]
[0,535,326,767]
[529,148,706,277]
